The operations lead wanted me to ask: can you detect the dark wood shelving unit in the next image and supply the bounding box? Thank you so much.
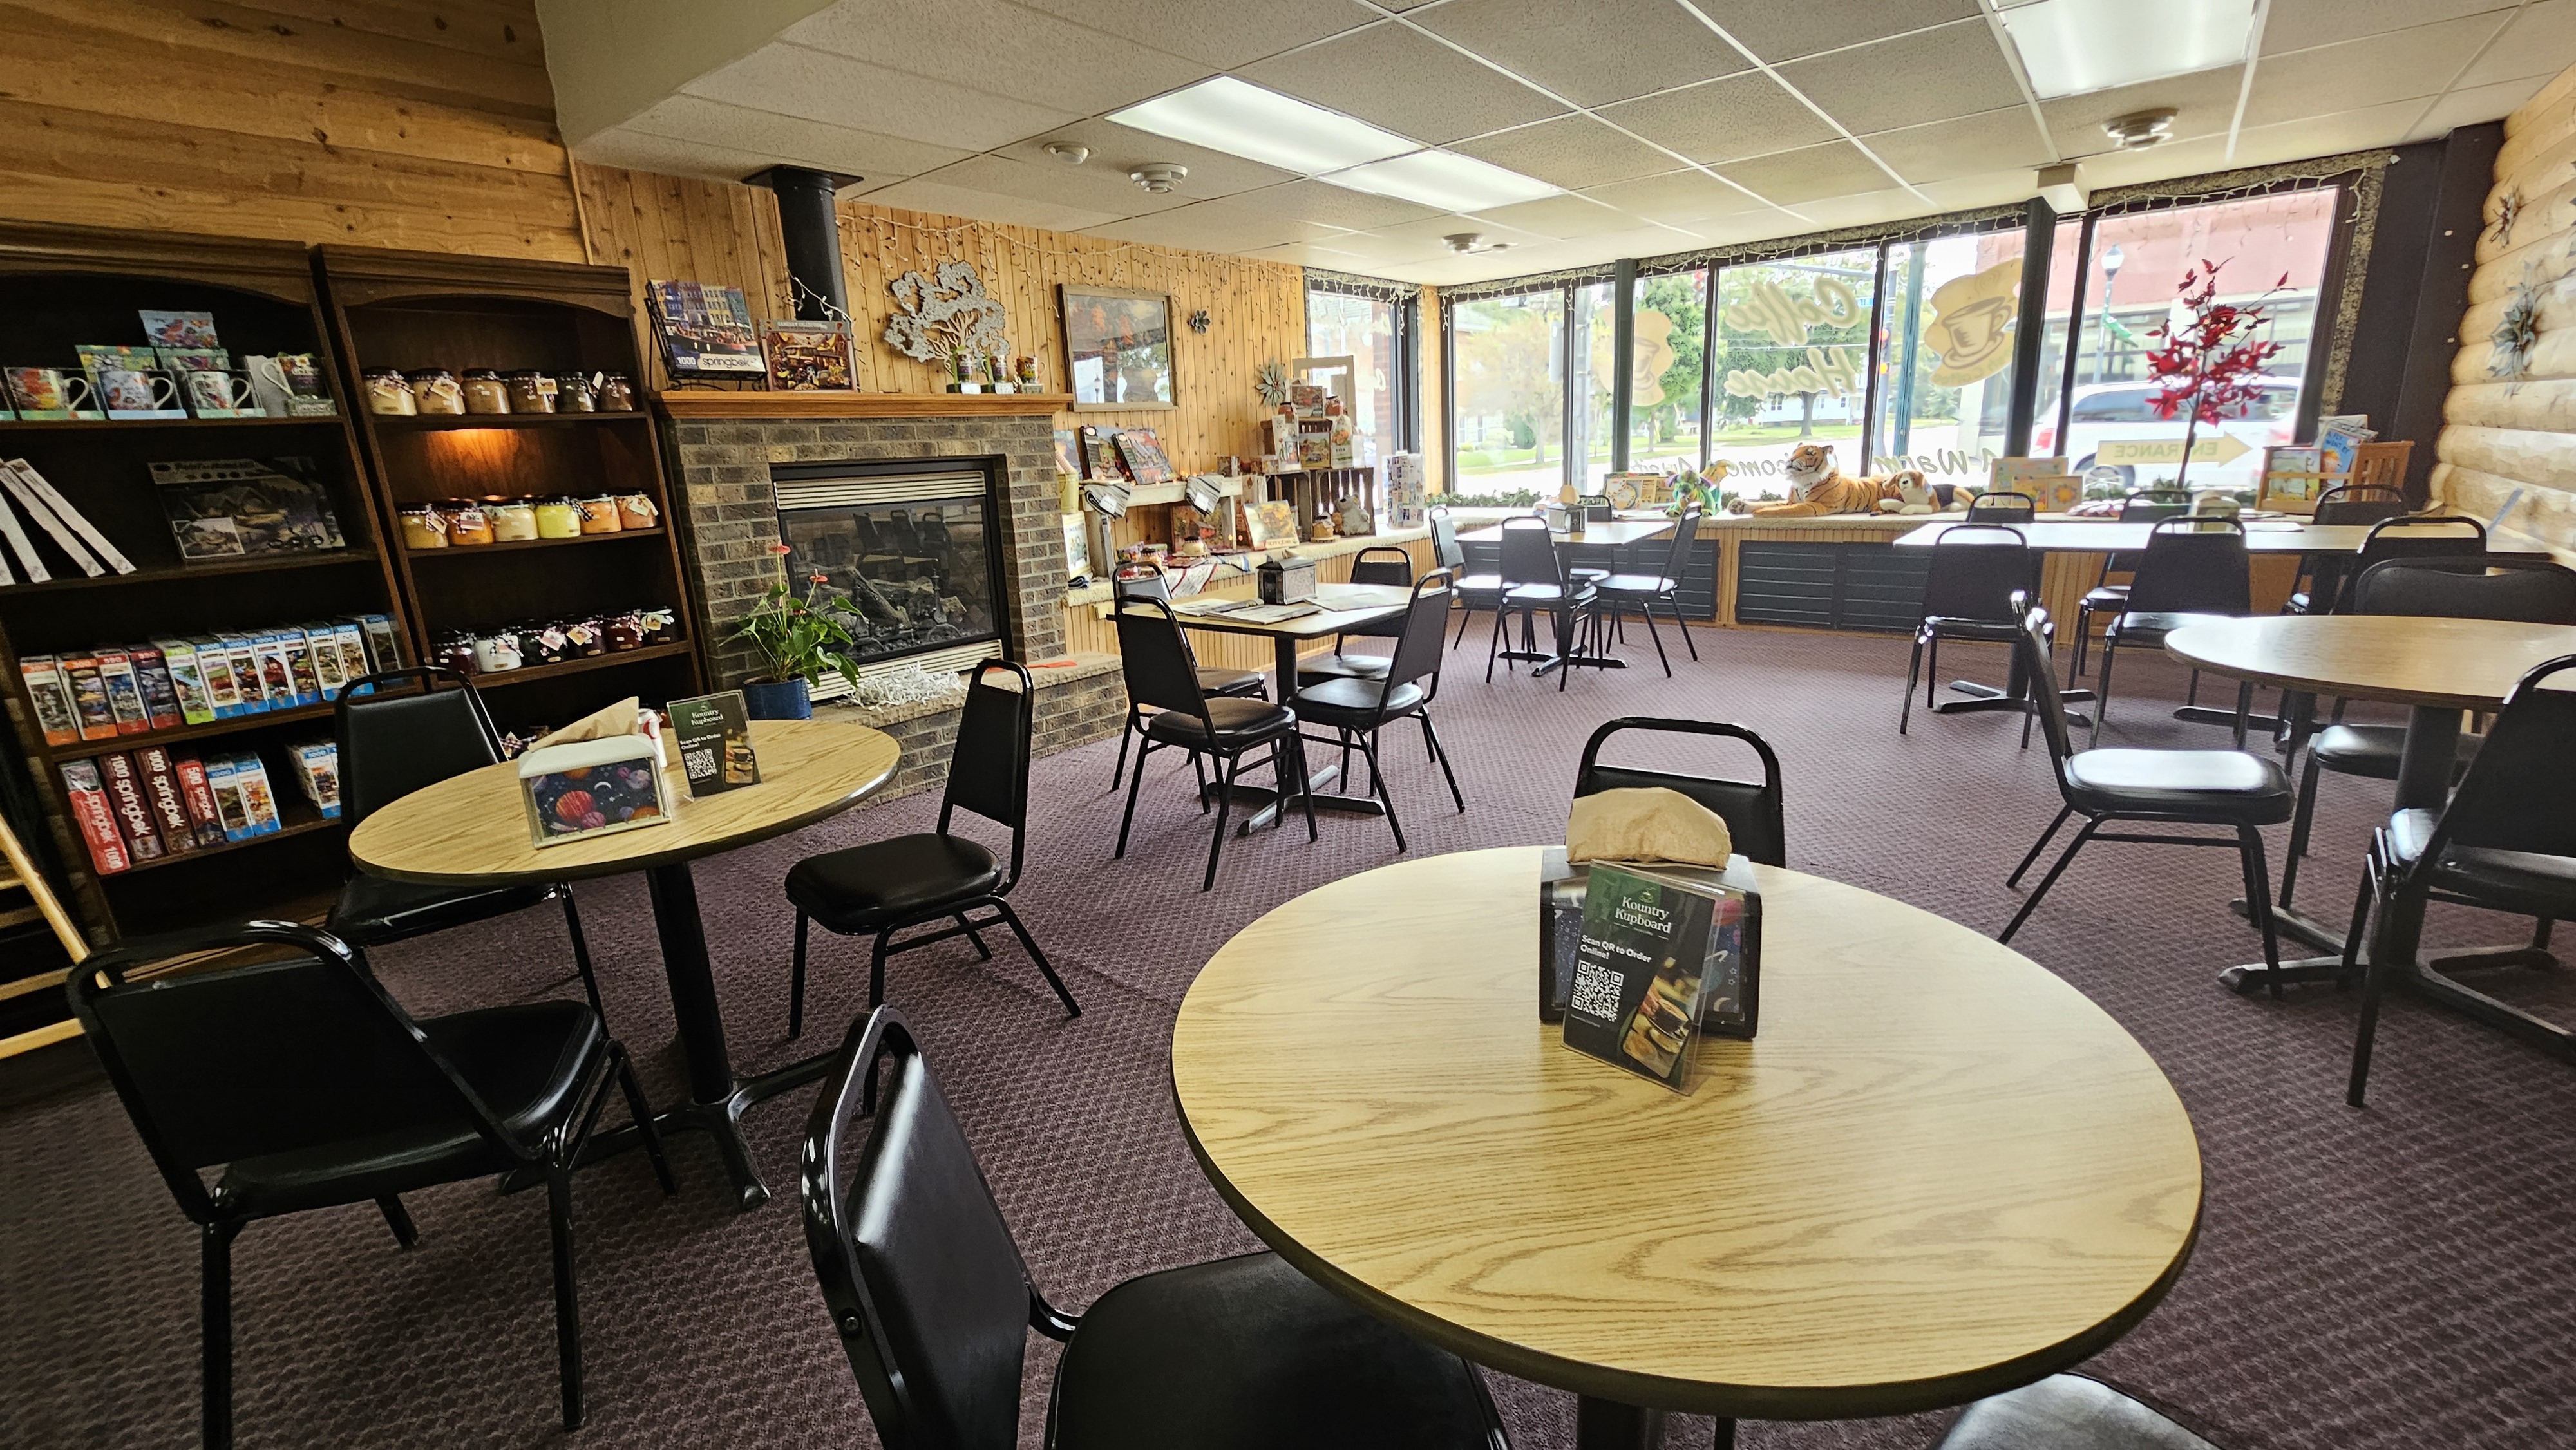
[0,220,413,1031]
[115,808,339,875]
[317,246,703,734]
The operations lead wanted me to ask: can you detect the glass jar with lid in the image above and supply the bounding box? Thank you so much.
[534,496,583,538]
[407,368,466,415]
[398,504,448,550]
[506,370,558,413]
[522,621,572,666]
[563,617,606,657]
[444,499,495,546]
[433,632,477,675]
[461,368,510,414]
[576,495,623,534]
[558,374,597,412]
[363,369,416,416]
[471,629,524,673]
[614,493,659,531]
[596,373,636,411]
[486,497,538,542]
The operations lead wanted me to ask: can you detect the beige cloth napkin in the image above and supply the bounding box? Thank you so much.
[527,696,675,767]
[1566,787,1732,867]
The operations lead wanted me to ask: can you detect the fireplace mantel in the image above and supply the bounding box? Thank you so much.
[654,390,1074,419]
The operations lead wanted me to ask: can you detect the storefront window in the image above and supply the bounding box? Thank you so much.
[2026,217,2089,468]
[1451,290,1566,499]
[1307,288,1402,467]
[1568,280,1616,490]
[1870,230,2025,493]
[1631,269,1707,478]
[1708,249,1876,501]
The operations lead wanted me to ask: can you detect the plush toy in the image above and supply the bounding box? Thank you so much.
[1875,469,1939,514]
[1752,444,1895,517]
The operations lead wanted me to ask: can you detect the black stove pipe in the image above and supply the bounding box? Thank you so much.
[754,166,853,321]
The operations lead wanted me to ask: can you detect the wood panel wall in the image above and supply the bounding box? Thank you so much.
[2439,62,2576,557]
[0,0,583,259]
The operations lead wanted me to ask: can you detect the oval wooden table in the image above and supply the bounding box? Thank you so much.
[1172,847,2202,1447]
[352,717,901,1209]
[2165,614,2576,1028]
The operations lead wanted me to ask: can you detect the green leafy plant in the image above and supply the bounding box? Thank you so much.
[1441,488,1546,509]
[728,575,866,686]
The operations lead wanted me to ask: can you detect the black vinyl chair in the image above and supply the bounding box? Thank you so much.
[1489,515,1600,689]
[1434,507,1506,648]
[2284,483,2409,616]
[68,920,674,1448]
[2070,492,2192,680]
[1114,598,1316,890]
[1574,717,1786,867]
[2092,518,2252,730]
[2344,654,2576,1106]
[1591,505,1703,677]
[1967,490,2037,523]
[1106,570,1265,790]
[1300,543,1416,684]
[801,1005,1510,1450]
[1900,523,2033,739]
[1935,1373,2225,1449]
[2278,556,2576,910]
[330,668,607,1013]
[786,661,1077,1037]
[2000,603,2292,990]
[1289,570,1464,853]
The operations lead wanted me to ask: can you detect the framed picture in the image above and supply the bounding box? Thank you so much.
[761,319,855,391]
[1059,284,1176,411]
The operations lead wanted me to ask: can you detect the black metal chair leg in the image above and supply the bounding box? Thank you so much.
[1901,634,1924,734]
[1192,750,1209,813]
[2093,637,2119,731]
[788,910,810,1038]
[546,1168,584,1431]
[1291,735,1319,842]
[2281,749,2324,909]
[1486,600,1509,682]
[1109,706,1137,788]
[956,914,994,960]
[2347,876,2392,1106]
[1204,751,1241,892]
[1361,733,1405,854]
[376,1194,419,1249]
[2186,669,2202,707]
[2000,818,2102,942]
[867,929,893,1010]
[1452,599,1474,648]
[2008,804,2077,887]
[992,901,1080,1018]
[1115,739,1152,857]
[1640,599,1672,676]
[2236,825,2284,997]
[2069,603,2092,687]
[609,1046,678,1195]
[2231,679,2255,749]
[203,1221,238,1450]
[559,889,606,1021]
[1423,711,1466,813]
[1338,727,1352,785]
[1670,598,1698,660]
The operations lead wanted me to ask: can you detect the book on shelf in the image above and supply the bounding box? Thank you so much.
[1112,429,1175,486]
[153,638,217,725]
[19,655,80,746]
[0,461,104,578]
[169,751,227,847]
[133,747,200,856]
[287,740,341,819]
[668,690,760,798]
[127,644,184,731]
[149,458,345,561]
[57,760,131,876]
[1559,860,1761,1092]
[359,614,402,674]
[205,751,281,842]
[95,751,167,863]
[62,652,116,742]
[761,319,856,391]
[96,650,150,735]
[648,279,766,378]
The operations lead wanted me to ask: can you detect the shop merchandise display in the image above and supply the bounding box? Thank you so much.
[17,615,399,748]
[397,492,658,550]
[360,361,636,418]
[429,605,679,678]
[4,310,333,421]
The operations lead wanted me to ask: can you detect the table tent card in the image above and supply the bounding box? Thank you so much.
[1559,860,1761,1091]
[668,690,761,798]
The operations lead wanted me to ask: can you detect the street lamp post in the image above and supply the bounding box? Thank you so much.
[2092,244,2125,384]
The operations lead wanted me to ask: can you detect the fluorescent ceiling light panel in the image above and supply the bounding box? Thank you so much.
[1999,0,2254,100]
[1321,150,1560,212]
[1108,76,1414,175]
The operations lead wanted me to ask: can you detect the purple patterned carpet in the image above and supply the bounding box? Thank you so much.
[6,621,2573,1449]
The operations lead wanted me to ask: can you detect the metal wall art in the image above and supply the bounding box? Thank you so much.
[882,260,1010,364]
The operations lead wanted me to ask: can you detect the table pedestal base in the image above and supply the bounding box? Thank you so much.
[1936,678,2095,728]
[2217,898,2573,1059]
[1571,1397,1732,1449]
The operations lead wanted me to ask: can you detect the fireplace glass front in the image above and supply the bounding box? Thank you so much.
[772,460,1004,676]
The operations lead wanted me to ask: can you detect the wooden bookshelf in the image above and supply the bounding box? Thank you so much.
[317,246,705,733]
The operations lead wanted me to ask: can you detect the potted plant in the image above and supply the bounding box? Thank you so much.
[728,573,865,720]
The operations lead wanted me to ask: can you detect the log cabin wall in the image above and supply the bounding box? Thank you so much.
[2440,62,2576,558]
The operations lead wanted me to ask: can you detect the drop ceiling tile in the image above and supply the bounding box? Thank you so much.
[994,120,1299,198]
[1714,140,1895,206]
[2058,133,2233,191]
[914,154,1197,216]
[1340,214,1553,263]
[682,43,1080,151]
[2039,66,2244,159]
[619,95,972,182]
[1412,0,1754,107]
[1464,193,1639,240]
[1451,115,1683,189]
[850,177,1127,232]
[1776,19,2024,137]
[1579,168,1776,225]
[572,127,786,185]
[1596,72,1839,165]
[1224,179,1444,229]
[2262,0,2515,55]
[2458,0,2576,88]
[1864,106,2054,184]
[781,0,1210,115]
[1697,0,1983,64]
[2228,98,2429,169]
[1917,171,2047,211]
[1240,240,1396,271]
[1079,200,1352,252]
[1239,21,1566,144]
[2242,15,2505,129]
[1788,187,1931,231]
[2411,76,2548,140]
[1005,0,1377,69]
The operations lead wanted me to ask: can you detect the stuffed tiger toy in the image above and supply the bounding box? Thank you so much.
[1750,444,1896,517]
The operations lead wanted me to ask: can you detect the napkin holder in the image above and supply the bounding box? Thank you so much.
[518,735,674,848]
[1258,554,1316,603]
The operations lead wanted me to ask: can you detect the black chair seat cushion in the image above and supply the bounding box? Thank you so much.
[2065,748,2293,824]
[2386,808,2576,918]
[328,871,560,947]
[2106,610,2235,644]
[1144,696,1296,748]
[1047,1251,1500,1450]
[1935,1373,2219,1449]
[1291,676,1426,728]
[1197,666,1265,698]
[1921,614,2023,643]
[216,1001,601,1218]
[2081,585,2132,610]
[1298,652,1394,683]
[787,833,1001,931]
[1452,572,1504,596]
[1593,572,1676,597]
[2310,724,2479,781]
[1503,583,1592,607]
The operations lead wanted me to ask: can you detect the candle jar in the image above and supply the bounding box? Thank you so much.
[614,492,658,531]
[398,504,449,550]
[433,632,477,675]
[472,630,523,672]
[363,368,416,416]
[444,500,495,546]
[637,606,679,646]
[522,622,571,666]
[603,614,645,652]
[576,494,623,534]
[558,374,596,412]
[461,368,510,415]
[506,370,558,413]
[534,496,583,538]
[406,368,466,415]
[596,372,636,411]
[563,617,605,657]
[486,498,538,542]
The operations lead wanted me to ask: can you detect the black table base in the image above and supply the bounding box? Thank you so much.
[1574,1396,1732,1449]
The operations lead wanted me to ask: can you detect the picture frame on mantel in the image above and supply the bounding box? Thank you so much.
[1059,283,1176,411]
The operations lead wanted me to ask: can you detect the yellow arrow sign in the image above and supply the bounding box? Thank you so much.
[2098,434,2253,467]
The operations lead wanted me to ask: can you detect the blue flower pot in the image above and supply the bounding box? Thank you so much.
[743,677,813,720]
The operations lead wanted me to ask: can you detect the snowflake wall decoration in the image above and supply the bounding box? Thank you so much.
[1255,358,1289,407]
[882,259,1011,364]
[2490,263,2543,392]
[2492,187,2524,249]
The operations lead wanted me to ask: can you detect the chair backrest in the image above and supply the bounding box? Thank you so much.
[2420,655,2576,865]
[940,661,1034,885]
[1574,718,1786,867]
[2125,517,2250,615]
[1112,598,1211,722]
[2310,483,2409,528]
[1920,523,2031,623]
[1346,544,1414,588]
[336,668,502,827]
[1374,569,1456,704]
[1638,505,1703,587]
[1497,514,1566,589]
[1429,507,1464,570]
[2349,513,2486,586]
[1967,491,2036,523]
[2009,600,2085,791]
[66,920,514,1225]
[2116,493,2190,524]
[2349,557,2576,625]
[802,1006,1048,1450]
[1110,567,1170,603]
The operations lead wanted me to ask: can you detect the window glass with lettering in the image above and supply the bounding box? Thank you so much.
[1709,249,1877,504]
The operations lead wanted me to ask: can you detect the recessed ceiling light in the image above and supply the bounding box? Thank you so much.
[1044,143,1090,165]
[2103,109,2177,149]
[1323,151,1560,213]
[1109,76,1414,176]
[1131,163,1188,193]
[1998,0,2253,100]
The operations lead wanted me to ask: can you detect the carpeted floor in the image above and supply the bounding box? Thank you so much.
[7,619,2574,1449]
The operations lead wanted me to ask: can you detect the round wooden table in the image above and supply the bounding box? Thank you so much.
[1172,847,2202,1447]
[352,717,901,1209]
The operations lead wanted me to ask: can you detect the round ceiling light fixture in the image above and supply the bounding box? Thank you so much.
[1444,232,1511,255]
[1130,162,1189,193]
[1044,143,1090,165]
[2103,109,2178,149]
